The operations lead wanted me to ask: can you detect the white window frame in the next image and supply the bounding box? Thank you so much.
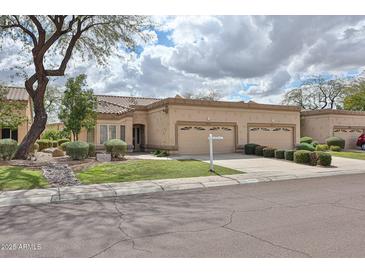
[99,124,118,144]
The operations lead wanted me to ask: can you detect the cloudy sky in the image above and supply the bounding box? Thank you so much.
[1,15,365,103]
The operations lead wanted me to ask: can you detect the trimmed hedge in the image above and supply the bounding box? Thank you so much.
[315,144,329,151]
[294,150,311,164]
[309,152,318,166]
[36,139,53,151]
[88,143,96,157]
[58,138,70,146]
[60,142,70,152]
[326,136,345,149]
[255,145,266,156]
[330,145,342,152]
[66,141,89,160]
[0,139,18,160]
[275,149,285,159]
[317,152,332,167]
[300,136,313,144]
[52,141,58,148]
[244,143,259,155]
[295,143,315,151]
[104,139,127,159]
[284,150,294,161]
[263,147,276,158]
[312,140,319,147]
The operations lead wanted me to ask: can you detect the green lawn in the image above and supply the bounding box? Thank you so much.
[0,166,48,191]
[77,159,243,184]
[329,151,365,160]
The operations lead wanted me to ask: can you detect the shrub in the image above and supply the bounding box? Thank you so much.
[0,139,18,160]
[244,143,259,155]
[284,150,294,161]
[104,139,127,159]
[295,143,315,151]
[330,145,342,152]
[42,129,60,140]
[57,138,70,146]
[52,148,65,158]
[157,150,170,157]
[60,142,70,152]
[312,140,319,147]
[315,144,329,151]
[263,147,276,158]
[275,149,285,159]
[88,143,96,157]
[36,139,53,151]
[317,152,332,167]
[153,149,161,156]
[326,136,345,149]
[66,141,89,160]
[300,136,313,144]
[294,150,311,164]
[29,143,39,153]
[309,152,319,166]
[52,141,58,148]
[255,145,266,156]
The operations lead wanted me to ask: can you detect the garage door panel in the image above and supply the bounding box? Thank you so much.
[178,125,235,154]
[333,128,364,149]
[248,126,294,149]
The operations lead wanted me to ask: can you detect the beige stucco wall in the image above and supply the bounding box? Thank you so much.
[301,113,365,143]
[145,104,300,151]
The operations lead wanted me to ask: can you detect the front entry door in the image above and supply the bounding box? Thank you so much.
[133,126,141,151]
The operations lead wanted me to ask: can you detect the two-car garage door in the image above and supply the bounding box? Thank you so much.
[248,126,294,149]
[178,125,235,154]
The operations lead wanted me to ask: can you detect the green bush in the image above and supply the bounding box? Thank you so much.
[275,149,285,159]
[312,140,319,147]
[57,138,70,146]
[153,149,161,156]
[315,144,329,151]
[263,147,276,158]
[0,139,18,160]
[52,141,58,148]
[309,152,318,166]
[66,141,89,160]
[317,152,332,167]
[330,145,342,152]
[36,139,53,151]
[300,136,313,144]
[284,150,294,161]
[60,142,70,152]
[294,150,311,164]
[295,143,315,151]
[104,139,127,159]
[42,129,60,140]
[88,143,96,157]
[255,145,266,156]
[326,136,345,149]
[244,143,259,155]
[157,150,170,157]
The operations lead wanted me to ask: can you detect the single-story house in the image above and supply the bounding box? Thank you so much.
[0,87,33,142]
[301,109,365,149]
[77,94,301,154]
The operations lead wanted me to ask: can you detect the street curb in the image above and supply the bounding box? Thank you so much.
[1,169,365,207]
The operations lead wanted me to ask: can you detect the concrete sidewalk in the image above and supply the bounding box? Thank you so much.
[1,158,365,207]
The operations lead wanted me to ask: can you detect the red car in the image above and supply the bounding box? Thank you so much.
[357,134,365,150]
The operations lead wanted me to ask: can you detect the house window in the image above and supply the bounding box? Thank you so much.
[100,125,117,144]
[120,125,126,141]
[87,128,95,143]
[1,128,18,141]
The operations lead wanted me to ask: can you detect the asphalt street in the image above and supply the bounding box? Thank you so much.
[1,173,365,257]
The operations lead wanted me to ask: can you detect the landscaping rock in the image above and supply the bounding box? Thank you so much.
[42,148,57,154]
[96,153,112,162]
[52,148,65,158]
[42,163,80,187]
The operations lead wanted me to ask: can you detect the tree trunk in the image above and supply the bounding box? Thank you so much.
[14,89,48,159]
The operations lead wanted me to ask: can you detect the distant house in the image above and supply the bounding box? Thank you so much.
[0,87,33,142]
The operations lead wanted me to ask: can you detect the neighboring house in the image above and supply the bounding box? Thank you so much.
[0,87,33,142]
[301,109,365,149]
[77,95,301,154]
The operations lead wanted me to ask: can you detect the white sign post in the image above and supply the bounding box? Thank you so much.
[208,133,224,172]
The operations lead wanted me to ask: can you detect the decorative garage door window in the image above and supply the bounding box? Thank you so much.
[221,127,232,131]
[334,128,363,133]
[180,126,192,131]
[250,127,292,132]
[194,126,206,131]
[210,127,220,131]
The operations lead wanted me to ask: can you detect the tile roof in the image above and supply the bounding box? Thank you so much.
[97,99,132,115]
[1,86,29,101]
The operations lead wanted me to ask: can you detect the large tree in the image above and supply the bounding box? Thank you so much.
[282,76,346,110]
[343,80,365,111]
[0,86,26,130]
[0,16,152,158]
[59,74,97,140]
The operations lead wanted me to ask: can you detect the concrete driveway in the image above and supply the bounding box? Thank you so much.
[172,153,365,178]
